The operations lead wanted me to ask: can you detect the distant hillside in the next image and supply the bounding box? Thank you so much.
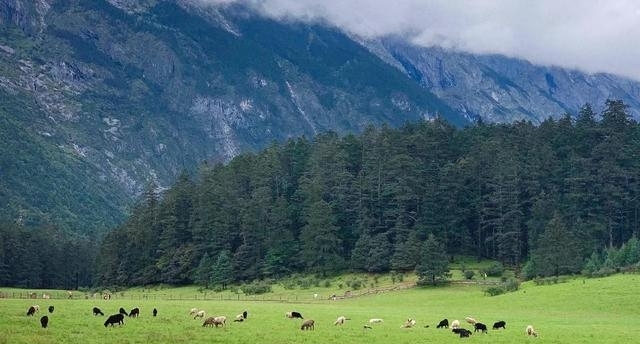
[0,0,463,232]
[364,37,640,123]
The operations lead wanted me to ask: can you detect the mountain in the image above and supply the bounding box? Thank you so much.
[1,0,639,233]
[0,0,463,232]
[363,37,640,123]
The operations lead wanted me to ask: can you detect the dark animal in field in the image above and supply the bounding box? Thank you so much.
[243,310,247,319]
[286,311,303,319]
[437,318,449,328]
[93,307,104,316]
[119,308,127,316]
[27,306,36,316]
[474,322,488,333]
[153,308,157,317]
[301,319,315,330]
[104,314,125,327]
[48,306,54,313]
[129,307,140,317]
[40,316,48,328]
[363,325,373,329]
[492,320,506,330]
[234,313,245,322]
[452,328,473,338]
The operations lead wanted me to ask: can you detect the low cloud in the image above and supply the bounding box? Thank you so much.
[196,0,640,81]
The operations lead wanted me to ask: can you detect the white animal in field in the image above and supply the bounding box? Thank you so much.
[369,318,383,324]
[526,325,538,337]
[451,319,460,329]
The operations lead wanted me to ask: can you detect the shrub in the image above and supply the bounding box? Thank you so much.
[464,270,475,280]
[483,263,505,277]
[484,286,505,296]
[242,281,272,295]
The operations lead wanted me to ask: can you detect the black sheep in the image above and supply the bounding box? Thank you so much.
[474,322,488,333]
[453,328,473,338]
[48,306,54,313]
[104,314,125,327]
[437,318,449,328]
[93,307,104,316]
[129,307,140,317]
[242,310,248,319]
[119,307,127,316]
[40,316,48,328]
[492,320,506,329]
[27,306,36,316]
[153,308,157,317]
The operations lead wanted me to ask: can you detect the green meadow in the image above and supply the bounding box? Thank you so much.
[1,273,638,344]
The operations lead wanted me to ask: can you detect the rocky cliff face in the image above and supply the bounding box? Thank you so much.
[367,38,640,123]
[0,0,460,231]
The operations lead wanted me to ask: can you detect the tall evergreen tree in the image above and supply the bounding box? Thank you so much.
[416,234,449,285]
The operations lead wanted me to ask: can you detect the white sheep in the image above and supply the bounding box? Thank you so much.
[401,318,416,328]
[194,310,206,319]
[369,318,384,324]
[526,325,538,337]
[465,316,477,325]
[334,316,347,325]
[451,319,460,329]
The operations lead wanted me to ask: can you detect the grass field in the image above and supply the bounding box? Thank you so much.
[1,273,638,344]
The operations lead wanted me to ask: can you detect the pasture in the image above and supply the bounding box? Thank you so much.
[1,274,638,344]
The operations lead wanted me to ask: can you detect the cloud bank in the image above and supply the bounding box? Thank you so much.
[197,0,640,81]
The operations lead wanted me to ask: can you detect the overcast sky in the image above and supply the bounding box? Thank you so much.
[198,0,640,81]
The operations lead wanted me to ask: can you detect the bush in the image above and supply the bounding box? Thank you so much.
[241,281,272,295]
[484,286,505,296]
[464,270,475,280]
[483,263,505,277]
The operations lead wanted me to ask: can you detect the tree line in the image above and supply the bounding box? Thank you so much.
[1,100,639,289]
[91,99,640,288]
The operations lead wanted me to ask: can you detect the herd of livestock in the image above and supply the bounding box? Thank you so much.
[24,303,540,338]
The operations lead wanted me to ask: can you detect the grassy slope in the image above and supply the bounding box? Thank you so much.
[1,273,638,344]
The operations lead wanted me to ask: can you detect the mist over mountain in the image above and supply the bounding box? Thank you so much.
[1,0,638,232]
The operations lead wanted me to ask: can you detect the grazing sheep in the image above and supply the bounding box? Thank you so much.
[213,316,226,327]
[301,319,315,330]
[27,306,36,316]
[453,328,473,338]
[526,325,538,337]
[451,319,460,329]
[93,307,104,316]
[48,306,54,313]
[465,317,477,325]
[363,325,372,329]
[203,316,226,327]
[437,318,449,328]
[119,307,127,316]
[242,310,248,319]
[129,307,140,317]
[194,310,206,319]
[153,308,157,317]
[368,318,384,324]
[42,294,50,299]
[401,318,416,328]
[189,308,198,316]
[492,321,506,330]
[32,305,40,313]
[104,314,125,327]
[40,316,48,328]
[474,322,488,333]
[234,313,245,322]
[286,311,303,319]
[334,316,347,325]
